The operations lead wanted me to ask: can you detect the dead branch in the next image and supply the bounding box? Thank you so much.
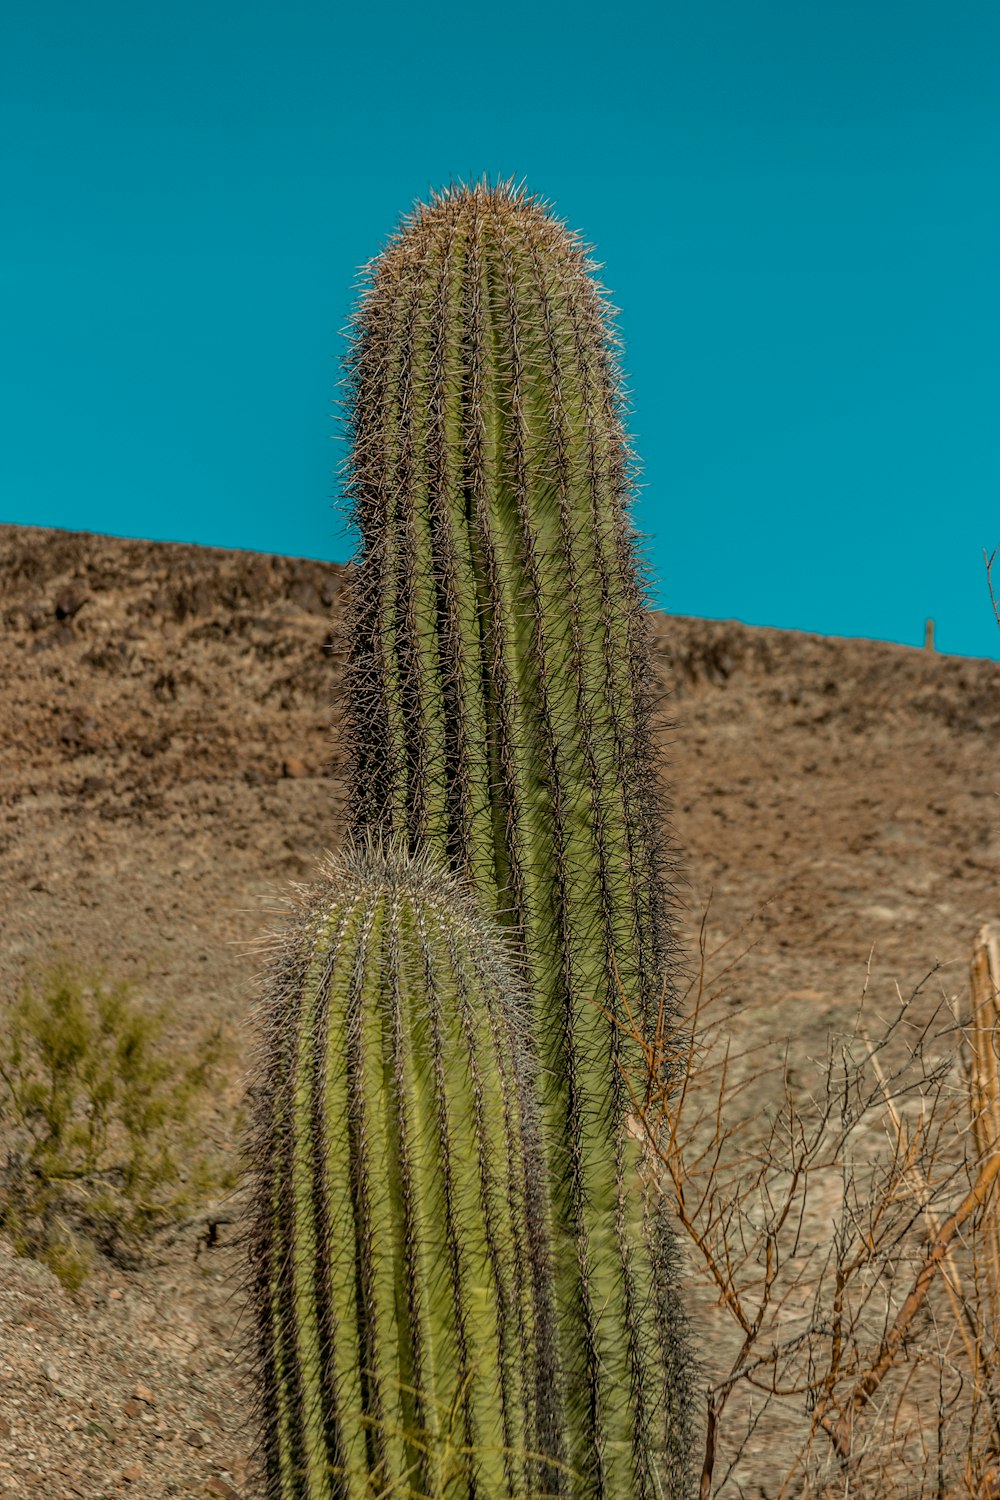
[812,1144,1000,1461]
[602,903,1000,1497]
[986,546,1000,631]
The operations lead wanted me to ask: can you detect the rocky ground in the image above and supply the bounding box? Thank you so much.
[1,521,998,1497]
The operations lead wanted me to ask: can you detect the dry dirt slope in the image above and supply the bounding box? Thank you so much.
[0,520,998,1498]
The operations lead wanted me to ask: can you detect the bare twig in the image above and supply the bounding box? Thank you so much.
[601,902,1000,1497]
[985,546,1000,631]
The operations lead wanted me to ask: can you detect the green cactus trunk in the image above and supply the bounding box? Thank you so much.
[246,836,566,1498]
[341,180,693,1498]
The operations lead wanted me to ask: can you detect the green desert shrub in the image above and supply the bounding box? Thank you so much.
[0,958,236,1289]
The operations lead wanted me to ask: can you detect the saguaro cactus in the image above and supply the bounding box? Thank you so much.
[341,180,693,1497]
[246,835,564,1498]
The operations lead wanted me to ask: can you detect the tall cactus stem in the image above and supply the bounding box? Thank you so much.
[340,179,694,1498]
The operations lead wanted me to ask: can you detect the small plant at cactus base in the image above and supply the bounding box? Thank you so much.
[0,956,239,1292]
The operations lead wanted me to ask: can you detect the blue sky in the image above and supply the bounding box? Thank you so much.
[4,0,998,658]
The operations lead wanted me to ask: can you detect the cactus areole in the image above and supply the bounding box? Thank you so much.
[340,180,693,1497]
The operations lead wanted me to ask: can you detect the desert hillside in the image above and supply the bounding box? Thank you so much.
[1,521,997,1498]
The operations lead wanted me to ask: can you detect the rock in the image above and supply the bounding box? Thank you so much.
[18,1301,59,1329]
[204,1479,241,1499]
[281,756,308,778]
[133,1381,155,1405]
[54,588,89,621]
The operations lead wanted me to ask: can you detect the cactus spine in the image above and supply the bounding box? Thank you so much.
[246,836,564,1498]
[341,180,693,1496]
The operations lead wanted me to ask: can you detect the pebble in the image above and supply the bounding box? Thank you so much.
[40,1360,75,1398]
[204,1479,241,1499]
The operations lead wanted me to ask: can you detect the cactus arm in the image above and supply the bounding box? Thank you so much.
[247,839,563,1498]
